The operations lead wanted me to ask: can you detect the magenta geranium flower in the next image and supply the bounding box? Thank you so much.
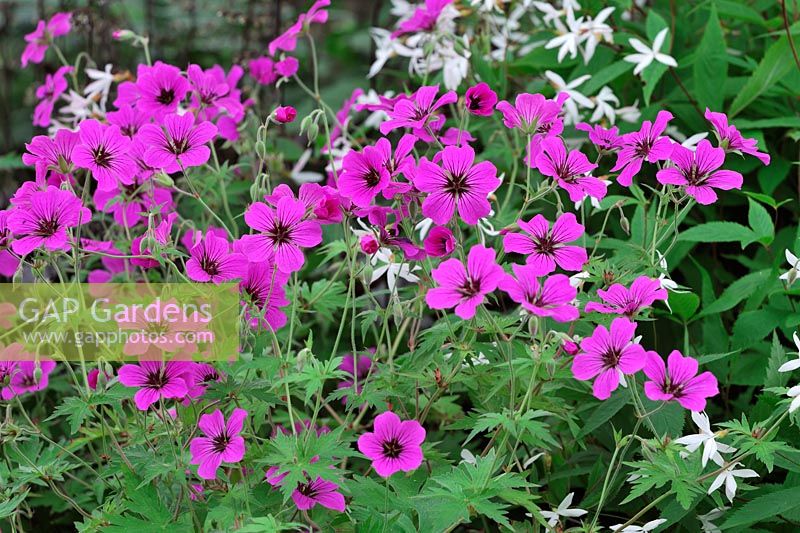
[380,85,457,135]
[585,276,667,317]
[0,360,57,400]
[338,352,374,403]
[426,244,503,319]
[375,134,416,197]
[131,213,177,268]
[423,226,456,257]
[117,360,191,410]
[186,232,247,283]
[186,64,245,124]
[536,137,606,203]
[414,145,500,225]
[22,129,80,184]
[499,264,579,322]
[249,57,277,85]
[391,0,452,37]
[571,317,647,400]
[33,66,72,127]
[495,92,566,135]
[239,256,291,331]
[656,140,743,205]
[7,186,91,256]
[357,411,426,478]
[241,196,323,273]
[576,122,623,153]
[611,110,673,186]
[21,12,72,67]
[643,350,719,411]
[503,212,587,274]
[87,368,113,391]
[189,408,248,479]
[275,57,298,78]
[93,179,173,228]
[134,61,190,119]
[183,362,224,401]
[0,211,20,277]
[464,82,497,116]
[268,0,330,56]
[339,143,391,207]
[440,127,475,147]
[107,105,149,138]
[705,108,770,165]
[138,113,217,174]
[72,119,136,191]
[292,477,346,512]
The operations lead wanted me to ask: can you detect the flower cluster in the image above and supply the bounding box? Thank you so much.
[3,1,792,531]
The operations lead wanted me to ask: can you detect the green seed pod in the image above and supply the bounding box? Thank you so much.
[153,172,174,187]
[254,140,267,160]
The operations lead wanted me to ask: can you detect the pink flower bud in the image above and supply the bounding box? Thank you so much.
[360,235,379,254]
[274,106,297,124]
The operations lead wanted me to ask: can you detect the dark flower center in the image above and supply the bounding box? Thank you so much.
[92,145,113,168]
[200,253,220,276]
[297,480,317,497]
[467,94,482,110]
[156,88,176,105]
[459,277,481,298]
[169,137,189,155]
[444,170,469,197]
[201,369,220,384]
[364,168,382,188]
[662,378,685,396]
[121,124,139,137]
[211,433,230,453]
[684,165,705,186]
[634,139,652,158]
[20,374,36,387]
[268,222,293,245]
[145,367,168,389]
[35,217,61,237]
[381,437,404,459]
[601,349,621,368]
[533,236,555,255]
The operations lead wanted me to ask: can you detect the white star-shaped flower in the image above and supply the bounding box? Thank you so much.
[779,249,799,285]
[787,384,800,413]
[707,463,758,502]
[674,411,736,467]
[540,492,588,527]
[545,7,584,63]
[778,332,800,373]
[579,7,615,63]
[589,85,619,124]
[84,63,115,110]
[698,506,727,533]
[624,28,678,76]
[370,248,421,293]
[611,519,667,532]
[544,70,594,124]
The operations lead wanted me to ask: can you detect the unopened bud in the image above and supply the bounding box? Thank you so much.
[619,216,630,235]
[32,365,43,384]
[153,172,174,187]
[254,140,267,160]
[788,268,798,286]
[527,315,538,337]
[112,29,136,41]
[306,122,319,145]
